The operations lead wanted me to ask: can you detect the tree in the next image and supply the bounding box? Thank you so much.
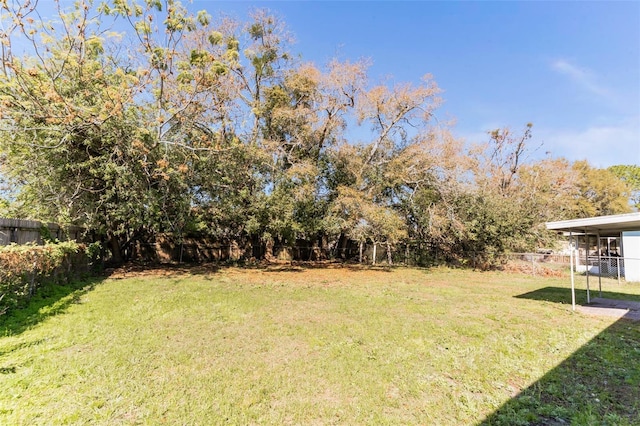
[453,124,543,258]
[0,0,240,261]
[0,1,368,261]
[325,74,444,262]
[360,122,468,265]
[609,165,640,210]
[570,161,632,217]
[470,123,534,196]
[248,60,367,255]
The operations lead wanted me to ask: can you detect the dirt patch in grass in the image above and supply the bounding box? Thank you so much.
[106,259,570,283]
[104,262,219,279]
[103,260,396,279]
[502,261,565,277]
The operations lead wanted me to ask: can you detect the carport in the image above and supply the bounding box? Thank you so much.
[546,212,640,311]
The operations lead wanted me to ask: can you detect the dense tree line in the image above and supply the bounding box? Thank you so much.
[0,1,634,264]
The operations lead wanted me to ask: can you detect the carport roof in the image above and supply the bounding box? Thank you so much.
[546,212,640,236]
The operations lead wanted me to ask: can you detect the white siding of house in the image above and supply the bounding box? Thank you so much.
[622,231,640,282]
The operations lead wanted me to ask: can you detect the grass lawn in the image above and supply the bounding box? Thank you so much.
[1,265,639,425]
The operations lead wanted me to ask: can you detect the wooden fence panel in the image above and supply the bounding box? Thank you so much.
[0,217,84,246]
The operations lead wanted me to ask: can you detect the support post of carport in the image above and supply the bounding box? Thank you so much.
[617,248,621,285]
[585,229,590,304]
[570,232,576,311]
[597,231,602,297]
[618,234,623,285]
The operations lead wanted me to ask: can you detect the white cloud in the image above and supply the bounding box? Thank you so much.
[551,59,615,102]
[541,118,640,168]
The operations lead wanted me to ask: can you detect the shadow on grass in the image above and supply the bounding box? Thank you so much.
[515,286,640,306]
[480,318,640,425]
[0,277,102,337]
[482,287,640,425]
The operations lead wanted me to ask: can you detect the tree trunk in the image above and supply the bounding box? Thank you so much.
[387,242,392,265]
[108,233,124,265]
[372,242,377,265]
[359,241,363,263]
[319,234,329,260]
[336,232,348,259]
[264,238,274,261]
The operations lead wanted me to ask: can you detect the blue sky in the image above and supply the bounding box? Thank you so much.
[196,0,639,168]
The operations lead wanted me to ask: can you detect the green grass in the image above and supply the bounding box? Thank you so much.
[1,266,639,425]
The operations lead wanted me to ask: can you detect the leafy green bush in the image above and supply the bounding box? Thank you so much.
[0,241,90,315]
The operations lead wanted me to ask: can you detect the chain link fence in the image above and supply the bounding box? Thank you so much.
[499,252,640,283]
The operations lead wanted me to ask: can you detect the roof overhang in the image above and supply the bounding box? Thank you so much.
[546,212,640,237]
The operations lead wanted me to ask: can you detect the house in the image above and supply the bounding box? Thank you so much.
[546,212,640,310]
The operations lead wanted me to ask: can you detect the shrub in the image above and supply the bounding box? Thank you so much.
[0,241,90,315]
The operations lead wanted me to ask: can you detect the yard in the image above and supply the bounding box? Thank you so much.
[1,265,639,425]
